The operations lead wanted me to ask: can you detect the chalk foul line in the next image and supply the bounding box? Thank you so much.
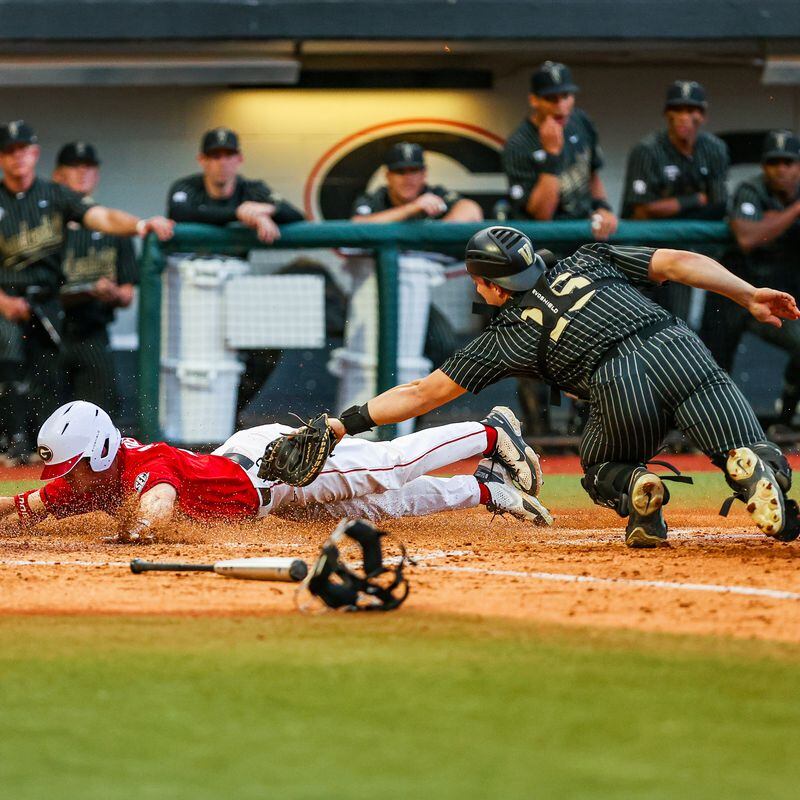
[417,564,800,601]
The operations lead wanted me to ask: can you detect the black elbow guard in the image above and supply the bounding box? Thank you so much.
[340,404,376,435]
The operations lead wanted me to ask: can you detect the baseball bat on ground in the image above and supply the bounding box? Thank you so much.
[130,557,308,582]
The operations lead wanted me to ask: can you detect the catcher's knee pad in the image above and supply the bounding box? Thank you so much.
[582,462,671,518]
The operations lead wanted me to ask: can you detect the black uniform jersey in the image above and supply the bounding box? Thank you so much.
[166,174,305,225]
[61,223,138,335]
[0,178,95,292]
[502,109,604,220]
[729,173,800,293]
[441,244,669,398]
[351,185,462,219]
[621,130,729,219]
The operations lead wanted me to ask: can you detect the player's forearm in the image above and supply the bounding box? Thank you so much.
[732,208,800,253]
[136,484,178,527]
[525,175,561,219]
[365,370,467,427]
[83,206,140,237]
[651,249,755,307]
[630,198,682,219]
[351,204,418,223]
[443,198,483,222]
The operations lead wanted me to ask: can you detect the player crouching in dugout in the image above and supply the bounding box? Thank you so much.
[295,225,800,548]
[0,400,551,542]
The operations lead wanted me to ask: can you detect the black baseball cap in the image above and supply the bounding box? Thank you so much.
[530,61,578,97]
[201,127,240,154]
[56,141,101,166]
[762,130,800,163]
[665,80,708,111]
[385,142,425,171]
[0,120,38,151]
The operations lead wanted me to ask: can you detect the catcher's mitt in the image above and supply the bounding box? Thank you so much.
[257,413,337,486]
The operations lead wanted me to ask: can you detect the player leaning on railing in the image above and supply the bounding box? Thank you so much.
[264,225,800,548]
[0,400,551,543]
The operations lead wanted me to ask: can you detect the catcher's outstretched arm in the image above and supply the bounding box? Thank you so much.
[651,249,800,327]
[330,369,466,437]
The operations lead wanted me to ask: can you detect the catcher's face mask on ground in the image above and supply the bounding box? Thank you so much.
[297,519,410,613]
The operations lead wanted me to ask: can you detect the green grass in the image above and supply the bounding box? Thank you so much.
[0,614,798,799]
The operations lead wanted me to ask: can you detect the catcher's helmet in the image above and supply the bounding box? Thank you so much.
[37,401,121,480]
[465,226,546,292]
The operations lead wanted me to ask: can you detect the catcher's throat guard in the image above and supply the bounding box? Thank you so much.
[299,519,410,612]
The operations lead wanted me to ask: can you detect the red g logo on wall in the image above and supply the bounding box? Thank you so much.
[303,118,505,220]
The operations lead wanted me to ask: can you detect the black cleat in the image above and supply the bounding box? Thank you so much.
[625,468,668,548]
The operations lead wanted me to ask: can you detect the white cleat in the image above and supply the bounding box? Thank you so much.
[475,459,553,526]
[481,406,543,495]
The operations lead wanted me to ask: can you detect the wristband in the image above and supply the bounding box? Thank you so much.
[591,199,613,212]
[14,490,45,526]
[677,194,703,213]
[540,152,563,175]
[340,404,376,436]
[135,219,147,236]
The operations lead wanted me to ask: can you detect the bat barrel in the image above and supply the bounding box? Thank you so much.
[130,559,215,574]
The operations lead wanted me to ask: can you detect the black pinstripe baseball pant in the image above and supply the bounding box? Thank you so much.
[580,322,764,469]
[62,329,118,413]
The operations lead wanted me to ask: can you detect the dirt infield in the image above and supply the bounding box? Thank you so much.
[3,497,800,643]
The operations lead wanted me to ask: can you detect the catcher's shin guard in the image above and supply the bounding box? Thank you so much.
[720,444,799,541]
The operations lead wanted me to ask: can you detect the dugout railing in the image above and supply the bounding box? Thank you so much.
[138,220,731,442]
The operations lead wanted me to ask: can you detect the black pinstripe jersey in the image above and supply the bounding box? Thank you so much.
[0,178,94,292]
[62,224,138,334]
[729,173,800,292]
[502,110,604,220]
[167,174,304,225]
[440,244,670,398]
[621,130,729,219]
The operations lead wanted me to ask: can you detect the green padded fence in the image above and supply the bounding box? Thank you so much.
[138,220,732,441]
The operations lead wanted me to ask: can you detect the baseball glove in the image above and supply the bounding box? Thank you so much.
[257,413,337,486]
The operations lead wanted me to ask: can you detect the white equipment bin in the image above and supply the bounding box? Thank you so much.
[160,258,326,444]
[160,358,245,444]
[162,256,250,361]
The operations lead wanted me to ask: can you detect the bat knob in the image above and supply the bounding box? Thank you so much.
[130,558,147,574]
[289,559,308,582]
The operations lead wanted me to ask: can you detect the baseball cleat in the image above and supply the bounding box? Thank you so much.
[475,459,553,526]
[625,468,668,548]
[724,447,787,539]
[481,406,543,495]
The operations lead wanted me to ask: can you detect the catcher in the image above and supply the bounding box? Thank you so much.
[262,226,800,548]
[0,400,550,542]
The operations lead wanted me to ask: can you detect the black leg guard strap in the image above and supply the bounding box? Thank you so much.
[582,462,642,517]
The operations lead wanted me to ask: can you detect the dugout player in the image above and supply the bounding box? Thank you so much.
[502,61,618,239]
[321,225,800,548]
[351,142,483,222]
[167,127,306,419]
[620,81,730,322]
[0,121,173,465]
[621,81,729,221]
[700,130,800,429]
[0,401,551,541]
[52,142,137,412]
[167,127,304,242]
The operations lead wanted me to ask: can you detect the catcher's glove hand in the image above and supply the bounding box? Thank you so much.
[257,413,337,486]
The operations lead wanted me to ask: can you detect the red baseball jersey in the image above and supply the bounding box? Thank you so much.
[41,438,260,521]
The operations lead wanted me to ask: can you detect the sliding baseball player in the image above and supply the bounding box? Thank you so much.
[0,400,550,542]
